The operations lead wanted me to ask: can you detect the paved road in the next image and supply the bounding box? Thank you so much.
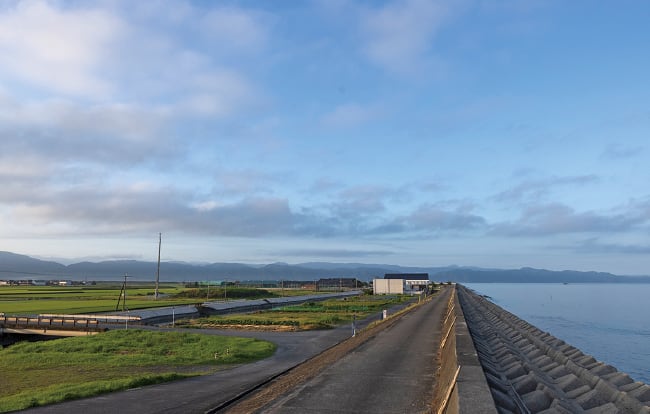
[252,289,451,414]
[19,300,415,414]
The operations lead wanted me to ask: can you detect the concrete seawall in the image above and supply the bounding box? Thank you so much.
[455,284,650,414]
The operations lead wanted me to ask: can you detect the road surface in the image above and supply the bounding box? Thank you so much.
[237,289,451,413]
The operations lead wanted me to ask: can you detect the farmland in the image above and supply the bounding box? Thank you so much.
[0,283,297,315]
[179,295,410,330]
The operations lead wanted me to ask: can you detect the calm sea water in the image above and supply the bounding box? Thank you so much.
[464,283,650,384]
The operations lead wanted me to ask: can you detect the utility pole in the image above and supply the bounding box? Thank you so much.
[155,233,161,300]
[116,273,129,311]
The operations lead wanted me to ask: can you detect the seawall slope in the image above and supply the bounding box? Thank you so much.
[457,284,650,414]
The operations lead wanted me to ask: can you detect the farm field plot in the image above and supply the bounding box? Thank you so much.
[0,284,198,315]
[180,295,412,330]
[0,284,291,315]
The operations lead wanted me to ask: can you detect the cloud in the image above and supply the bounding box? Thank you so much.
[199,6,270,53]
[398,203,487,232]
[600,144,644,160]
[0,2,265,114]
[494,175,600,203]
[0,97,171,161]
[360,0,454,73]
[210,169,280,197]
[0,177,297,238]
[280,248,394,258]
[491,203,641,236]
[0,1,123,98]
[573,238,650,255]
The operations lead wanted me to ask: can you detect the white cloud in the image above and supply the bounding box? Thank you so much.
[360,0,454,73]
[0,1,123,98]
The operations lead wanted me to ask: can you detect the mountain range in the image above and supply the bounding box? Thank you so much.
[1,251,649,283]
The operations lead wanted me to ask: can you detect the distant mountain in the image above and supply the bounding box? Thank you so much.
[1,251,649,283]
[435,267,650,283]
[0,251,67,277]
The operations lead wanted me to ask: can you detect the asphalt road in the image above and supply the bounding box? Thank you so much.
[253,289,450,414]
[18,300,415,414]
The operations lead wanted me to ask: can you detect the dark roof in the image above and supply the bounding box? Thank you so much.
[384,273,429,281]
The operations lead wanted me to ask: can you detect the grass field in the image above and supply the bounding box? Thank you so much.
[0,284,310,315]
[180,295,411,330]
[0,330,276,412]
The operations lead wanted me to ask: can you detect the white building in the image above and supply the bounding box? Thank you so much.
[373,273,431,295]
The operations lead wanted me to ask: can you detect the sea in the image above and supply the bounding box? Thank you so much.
[464,283,650,384]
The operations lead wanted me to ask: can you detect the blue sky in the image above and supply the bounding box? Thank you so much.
[1,0,649,274]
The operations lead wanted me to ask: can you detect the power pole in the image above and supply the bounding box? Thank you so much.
[116,273,129,311]
[155,233,161,300]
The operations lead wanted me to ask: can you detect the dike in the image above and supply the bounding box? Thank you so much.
[454,284,650,414]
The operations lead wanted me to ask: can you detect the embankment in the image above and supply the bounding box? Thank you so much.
[455,284,650,414]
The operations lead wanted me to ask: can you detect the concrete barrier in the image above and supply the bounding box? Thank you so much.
[457,284,650,414]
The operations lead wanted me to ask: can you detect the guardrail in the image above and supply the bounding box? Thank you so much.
[433,287,461,414]
[0,313,133,333]
[39,313,141,322]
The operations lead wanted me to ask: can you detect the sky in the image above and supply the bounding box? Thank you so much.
[0,0,649,275]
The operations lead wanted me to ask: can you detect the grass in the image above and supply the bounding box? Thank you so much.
[0,330,276,412]
[181,295,411,330]
[0,284,289,315]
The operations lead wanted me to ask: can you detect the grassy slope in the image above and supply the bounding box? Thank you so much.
[0,330,276,412]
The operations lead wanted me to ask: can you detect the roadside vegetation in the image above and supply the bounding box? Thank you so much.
[179,295,412,331]
[0,330,275,412]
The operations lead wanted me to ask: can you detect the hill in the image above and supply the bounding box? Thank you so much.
[0,251,649,283]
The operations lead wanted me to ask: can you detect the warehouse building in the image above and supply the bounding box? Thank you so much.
[373,273,430,295]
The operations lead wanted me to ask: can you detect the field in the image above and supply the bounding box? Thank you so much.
[0,330,275,412]
[0,284,404,411]
[180,295,411,330]
[0,284,306,315]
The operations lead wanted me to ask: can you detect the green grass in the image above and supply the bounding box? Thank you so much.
[182,295,410,330]
[0,330,276,412]
[0,285,284,315]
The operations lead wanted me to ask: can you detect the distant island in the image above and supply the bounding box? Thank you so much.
[1,251,649,284]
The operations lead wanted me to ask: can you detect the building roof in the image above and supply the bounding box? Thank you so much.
[384,273,429,281]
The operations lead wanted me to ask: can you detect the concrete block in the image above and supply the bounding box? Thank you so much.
[525,348,543,360]
[618,381,644,393]
[576,389,608,410]
[547,365,570,378]
[589,364,616,376]
[566,384,592,399]
[532,355,552,367]
[522,389,552,412]
[556,373,582,392]
[489,388,517,413]
[583,402,620,414]
[504,363,527,380]
[513,373,539,395]
[627,384,650,401]
[602,372,633,387]
[576,355,597,366]
[537,404,575,414]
